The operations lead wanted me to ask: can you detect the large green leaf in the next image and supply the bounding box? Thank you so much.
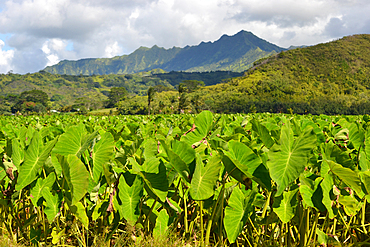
[161,141,190,183]
[223,140,271,189]
[142,156,160,173]
[58,154,90,205]
[224,140,261,176]
[224,187,255,244]
[348,122,364,151]
[301,120,326,144]
[51,153,62,177]
[25,127,35,146]
[272,188,298,223]
[321,142,354,170]
[338,195,362,216]
[325,160,364,198]
[359,150,370,172]
[222,155,249,184]
[16,133,58,191]
[143,138,159,159]
[11,139,24,168]
[30,172,56,206]
[360,171,370,196]
[321,173,335,219]
[153,209,169,237]
[364,127,370,161]
[42,188,61,222]
[171,140,195,165]
[267,124,316,196]
[251,119,275,148]
[114,175,143,225]
[190,153,221,200]
[53,124,98,158]
[92,132,115,182]
[334,128,349,141]
[70,201,89,229]
[181,111,213,145]
[142,159,169,202]
[299,177,325,211]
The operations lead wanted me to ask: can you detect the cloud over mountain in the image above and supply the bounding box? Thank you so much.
[0,0,370,74]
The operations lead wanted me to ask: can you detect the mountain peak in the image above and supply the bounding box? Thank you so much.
[137,46,150,51]
[236,30,252,35]
[44,30,285,75]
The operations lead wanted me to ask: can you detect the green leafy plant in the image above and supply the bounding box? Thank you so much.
[0,111,370,246]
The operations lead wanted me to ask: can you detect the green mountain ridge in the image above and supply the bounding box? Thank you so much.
[3,34,370,116]
[198,34,370,115]
[44,30,285,75]
[107,34,370,116]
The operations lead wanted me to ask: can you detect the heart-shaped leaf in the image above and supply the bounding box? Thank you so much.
[267,123,316,196]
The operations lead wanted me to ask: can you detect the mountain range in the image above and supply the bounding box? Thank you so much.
[43,31,285,75]
[3,32,370,115]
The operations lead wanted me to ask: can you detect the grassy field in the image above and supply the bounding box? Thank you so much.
[0,233,198,247]
[88,107,117,115]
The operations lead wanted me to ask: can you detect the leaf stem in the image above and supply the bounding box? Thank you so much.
[143,197,157,233]
[205,183,225,246]
[199,200,204,247]
[362,198,368,235]
[182,183,189,235]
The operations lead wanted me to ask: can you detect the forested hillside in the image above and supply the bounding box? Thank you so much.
[0,70,242,114]
[3,34,370,116]
[44,46,181,75]
[123,34,370,115]
[44,31,284,75]
[194,34,370,115]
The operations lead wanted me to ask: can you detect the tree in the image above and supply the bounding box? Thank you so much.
[147,87,155,115]
[178,83,188,113]
[158,100,165,114]
[11,89,49,113]
[153,84,174,92]
[0,96,11,115]
[20,89,49,107]
[107,87,127,108]
[50,94,64,102]
[190,94,202,113]
[117,96,147,115]
[86,78,101,88]
[182,80,205,93]
[5,94,19,104]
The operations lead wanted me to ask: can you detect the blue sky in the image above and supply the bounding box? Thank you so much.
[0,6,12,51]
[1,0,370,74]
[0,33,12,51]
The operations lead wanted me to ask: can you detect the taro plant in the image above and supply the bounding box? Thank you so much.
[0,112,369,246]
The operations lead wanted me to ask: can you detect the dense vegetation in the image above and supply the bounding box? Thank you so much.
[0,70,244,114]
[3,34,370,116]
[0,112,370,246]
[44,31,283,75]
[195,34,370,115]
[152,70,243,86]
[103,34,370,116]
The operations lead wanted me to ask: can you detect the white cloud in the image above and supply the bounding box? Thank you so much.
[228,0,333,27]
[0,39,14,72]
[41,38,77,66]
[105,41,123,58]
[0,0,369,73]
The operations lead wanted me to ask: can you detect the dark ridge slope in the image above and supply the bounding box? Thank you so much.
[43,30,285,75]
